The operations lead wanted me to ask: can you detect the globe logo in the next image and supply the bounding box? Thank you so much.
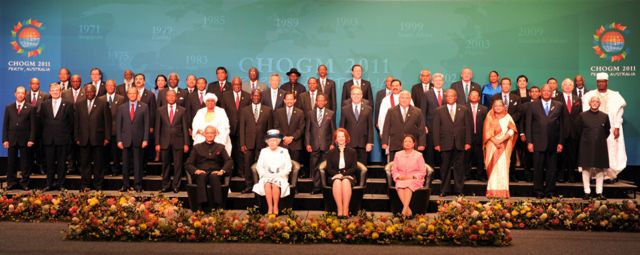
[18,27,41,49]
[592,22,630,63]
[600,31,624,53]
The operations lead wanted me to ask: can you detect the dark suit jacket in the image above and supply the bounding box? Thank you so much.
[280,82,306,97]
[374,88,389,126]
[273,106,305,150]
[573,87,590,98]
[318,78,337,111]
[261,88,285,110]
[138,88,157,128]
[382,106,426,151]
[238,104,273,150]
[305,108,336,151]
[98,93,125,137]
[339,103,373,148]
[116,101,150,147]
[341,80,373,109]
[555,93,582,139]
[61,88,85,105]
[157,87,188,108]
[525,99,564,152]
[295,90,320,114]
[518,100,535,137]
[154,104,189,149]
[220,90,251,136]
[433,104,472,151]
[84,81,107,97]
[450,81,481,105]
[490,92,522,123]
[40,99,74,146]
[185,142,232,175]
[421,89,443,132]
[26,90,49,111]
[115,83,133,96]
[186,90,207,126]
[206,80,230,106]
[74,98,111,146]
[411,82,433,108]
[325,147,358,177]
[466,103,488,144]
[2,102,37,146]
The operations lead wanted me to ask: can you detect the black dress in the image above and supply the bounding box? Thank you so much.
[325,146,358,186]
[577,110,610,169]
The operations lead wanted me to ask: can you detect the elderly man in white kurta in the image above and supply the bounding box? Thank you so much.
[581,72,627,179]
[191,93,232,155]
[377,80,413,158]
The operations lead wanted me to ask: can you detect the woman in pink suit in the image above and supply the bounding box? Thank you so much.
[391,134,427,216]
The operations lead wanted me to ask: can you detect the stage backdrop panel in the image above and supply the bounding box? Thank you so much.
[2,0,638,164]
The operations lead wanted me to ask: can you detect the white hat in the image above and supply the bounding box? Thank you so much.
[203,93,218,102]
[596,72,609,81]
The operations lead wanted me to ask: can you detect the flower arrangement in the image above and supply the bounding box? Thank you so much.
[0,191,638,246]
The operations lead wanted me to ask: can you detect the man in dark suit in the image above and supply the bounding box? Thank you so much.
[61,74,85,105]
[450,68,481,105]
[26,78,49,175]
[421,73,447,167]
[381,89,426,160]
[157,72,188,108]
[115,69,134,96]
[573,75,589,99]
[155,89,190,193]
[99,80,125,176]
[526,85,564,198]
[56,67,71,91]
[206,66,230,106]
[547,77,560,99]
[305,93,336,193]
[296,77,321,114]
[411,69,433,108]
[280,68,306,98]
[241,67,267,93]
[40,83,74,191]
[86,67,107,97]
[556,79,582,183]
[518,86,540,182]
[187,77,208,126]
[133,74,157,165]
[465,90,488,181]
[341,64,373,109]
[339,87,373,164]
[3,86,36,190]
[116,87,150,192]
[263,73,286,111]
[317,64,337,111]
[239,90,272,193]
[273,92,305,164]
[433,89,472,196]
[220,77,251,177]
[74,84,111,191]
[490,78,521,181]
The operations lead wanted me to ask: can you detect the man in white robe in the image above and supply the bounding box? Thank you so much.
[191,93,232,155]
[581,72,626,178]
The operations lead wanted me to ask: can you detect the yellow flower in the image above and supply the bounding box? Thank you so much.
[335,226,343,233]
[479,229,486,235]
[511,210,519,216]
[193,221,202,228]
[371,232,379,239]
[33,199,42,206]
[88,198,99,207]
[427,224,435,232]
[139,223,147,231]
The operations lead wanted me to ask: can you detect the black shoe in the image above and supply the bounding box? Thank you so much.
[135,188,143,193]
[119,187,129,192]
[535,193,544,199]
[241,188,253,194]
[310,190,321,195]
[161,187,172,193]
[7,184,22,190]
[173,188,179,193]
[597,194,607,200]
[439,192,447,197]
[583,193,591,200]
[545,193,553,199]
[42,186,57,192]
[22,185,30,191]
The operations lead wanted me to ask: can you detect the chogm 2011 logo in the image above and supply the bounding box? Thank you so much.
[593,22,629,63]
[10,18,44,57]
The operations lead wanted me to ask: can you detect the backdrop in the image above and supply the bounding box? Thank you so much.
[1,0,638,164]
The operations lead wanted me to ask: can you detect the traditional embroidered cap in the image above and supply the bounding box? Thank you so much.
[264,129,283,140]
[203,93,218,102]
[596,72,609,81]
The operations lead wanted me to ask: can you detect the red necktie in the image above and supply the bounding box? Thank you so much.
[31,93,37,106]
[437,90,442,106]
[567,95,572,113]
[130,103,135,121]
[235,92,240,109]
[17,104,21,114]
[472,105,477,133]
[199,92,204,105]
[169,105,174,124]
[390,95,395,107]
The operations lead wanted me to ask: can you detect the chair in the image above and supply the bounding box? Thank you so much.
[186,171,232,211]
[384,162,434,215]
[318,161,368,215]
[251,160,300,214]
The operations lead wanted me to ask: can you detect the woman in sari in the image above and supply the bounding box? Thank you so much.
[483,99,518,198]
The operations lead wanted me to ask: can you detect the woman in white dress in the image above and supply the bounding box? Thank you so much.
[252,129,292,215]
[191,93,232,155]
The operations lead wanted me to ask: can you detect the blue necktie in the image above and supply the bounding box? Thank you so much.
[544,102,549,116]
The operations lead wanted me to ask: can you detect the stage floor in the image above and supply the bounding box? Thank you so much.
[1,222,638,255]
